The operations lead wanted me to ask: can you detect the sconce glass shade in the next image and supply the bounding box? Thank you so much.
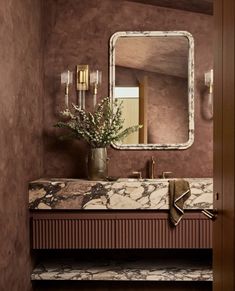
[61,70,73,84]
[203,92,213,120]
[90,70,102,86]
[204,69,213,91]
[90,70,102,108]
[204,69,213,120]
[61,70,73,108]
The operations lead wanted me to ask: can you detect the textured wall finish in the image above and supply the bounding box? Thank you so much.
[116,66,188,144]
[0,0,43,290]
[43,0,213,179]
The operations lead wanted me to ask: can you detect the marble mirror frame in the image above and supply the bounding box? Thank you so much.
[109,31,195,150]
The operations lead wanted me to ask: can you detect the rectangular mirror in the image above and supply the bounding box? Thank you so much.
[109,31,194,150]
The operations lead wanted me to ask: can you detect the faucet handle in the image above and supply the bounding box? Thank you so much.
[162,171,172,179]
[132,171,142,179]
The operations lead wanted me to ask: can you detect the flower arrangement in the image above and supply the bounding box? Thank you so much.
[54,97,141,148]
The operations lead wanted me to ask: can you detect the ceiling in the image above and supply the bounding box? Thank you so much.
[116,36,189,78]
[126,0,213,15]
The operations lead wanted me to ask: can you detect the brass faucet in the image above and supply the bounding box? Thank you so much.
[149,156,156,179]
[132,171,142,179]
[162,171,173,179]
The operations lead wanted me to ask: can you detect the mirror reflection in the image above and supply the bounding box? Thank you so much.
[109,31,194,150]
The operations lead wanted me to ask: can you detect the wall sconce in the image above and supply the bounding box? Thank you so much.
[61,66,102,110]
[204,69,213,120]
[61,70,73,108]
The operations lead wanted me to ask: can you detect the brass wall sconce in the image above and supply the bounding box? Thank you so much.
[61,65,102,109]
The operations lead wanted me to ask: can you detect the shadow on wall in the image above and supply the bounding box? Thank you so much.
[44,132,88,178]
[33,281,212,291]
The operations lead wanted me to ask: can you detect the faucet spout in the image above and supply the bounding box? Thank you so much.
[132,171,142,179]
[150,156,156,179]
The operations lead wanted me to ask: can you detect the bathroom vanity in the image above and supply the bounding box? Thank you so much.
[29,178,213,250]
[29,178,213,282]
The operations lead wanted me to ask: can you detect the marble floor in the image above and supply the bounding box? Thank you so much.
[32,257,212,281]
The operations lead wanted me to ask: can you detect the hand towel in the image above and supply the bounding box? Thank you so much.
[169,179,191,226]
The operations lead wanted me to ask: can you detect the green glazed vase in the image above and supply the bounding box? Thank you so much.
[87,147,108,181]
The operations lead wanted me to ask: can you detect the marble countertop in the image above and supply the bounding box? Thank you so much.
[29,178,213,210]
[31,257,212,281]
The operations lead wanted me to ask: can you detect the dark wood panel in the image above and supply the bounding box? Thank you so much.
[213,0,223,290]
[126,0,213,15]
[221,0,235,290]
[213,0,235,289]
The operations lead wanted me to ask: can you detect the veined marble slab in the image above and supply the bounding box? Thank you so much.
[31,258,212,281]
[29,178,213,210]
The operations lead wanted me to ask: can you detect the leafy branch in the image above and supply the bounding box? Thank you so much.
[54,97,142,148]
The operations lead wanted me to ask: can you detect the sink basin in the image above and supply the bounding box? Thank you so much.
[117,178,172,182]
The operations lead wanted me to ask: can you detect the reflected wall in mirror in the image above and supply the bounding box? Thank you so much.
[109,31,194,150]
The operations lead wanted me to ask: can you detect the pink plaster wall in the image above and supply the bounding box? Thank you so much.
[0,0,44,290]
[43,0,213,179]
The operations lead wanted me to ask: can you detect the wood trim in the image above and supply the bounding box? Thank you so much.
[222,0,235,290]
[214,0,235,290]
[213,0,223,290]
[139,76,148,143]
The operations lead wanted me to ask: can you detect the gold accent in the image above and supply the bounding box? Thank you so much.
[209,84,213,94]
[201,209,218,220]
[150,156,155,179]
[65,83,69,96]
[162,171,173,179]
[132,171,142,179]
[76,65,89,91]
[93,84,98,95]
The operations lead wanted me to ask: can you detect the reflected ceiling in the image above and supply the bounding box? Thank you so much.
[116,36,189,78]
[126,0,213,15]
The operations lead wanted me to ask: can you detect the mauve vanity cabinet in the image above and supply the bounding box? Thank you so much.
[29,178,213,250]
[30,211,212,249]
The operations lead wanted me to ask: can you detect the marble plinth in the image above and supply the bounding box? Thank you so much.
[29,178,213,210]
[31,258,212,281]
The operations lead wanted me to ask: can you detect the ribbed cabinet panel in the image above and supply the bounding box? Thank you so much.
[30,212,212,249]
[32,218,116,249]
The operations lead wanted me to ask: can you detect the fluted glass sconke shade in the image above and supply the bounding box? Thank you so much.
[90,70,102,108]
[204,69,213,120]
[61,70,73,108]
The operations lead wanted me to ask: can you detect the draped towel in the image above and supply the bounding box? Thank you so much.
[169,179,191,226]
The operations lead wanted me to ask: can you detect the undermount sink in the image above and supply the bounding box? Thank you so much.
[117,178,173,182]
